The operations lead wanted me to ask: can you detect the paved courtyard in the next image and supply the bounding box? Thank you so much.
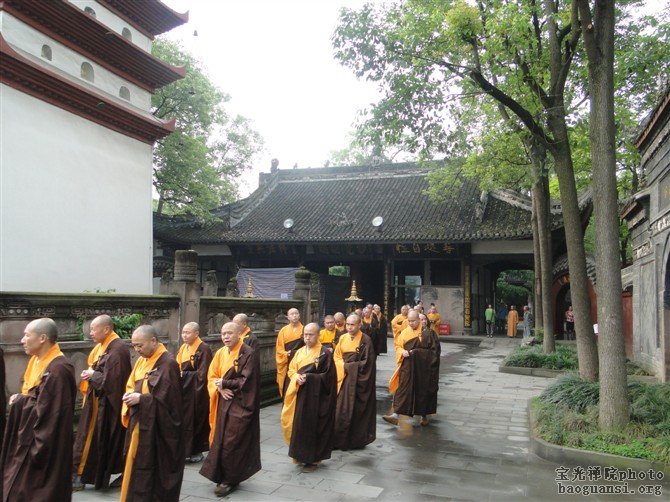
[74,338,668,501]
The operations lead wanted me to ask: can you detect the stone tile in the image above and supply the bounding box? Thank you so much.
[316,478,384,498]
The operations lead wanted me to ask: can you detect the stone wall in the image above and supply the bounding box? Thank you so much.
[1,254,321,406]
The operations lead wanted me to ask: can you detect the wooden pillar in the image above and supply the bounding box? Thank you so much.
[463,263,472,335]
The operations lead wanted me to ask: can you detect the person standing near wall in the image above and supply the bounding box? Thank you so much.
[522,306,533,339]
[506,306,519,338]
[484,304,495,338]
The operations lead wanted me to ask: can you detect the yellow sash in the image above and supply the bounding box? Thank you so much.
[21,343,64,395]
[280,344,322,445]
[176,336,203,368]
[207,339,243,444]
[334,331,362,393]
[80,332,120,395]
[319,328,336,344]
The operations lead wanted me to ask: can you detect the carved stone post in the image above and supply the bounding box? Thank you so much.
[293,267,312,320]
[163,250,201,349]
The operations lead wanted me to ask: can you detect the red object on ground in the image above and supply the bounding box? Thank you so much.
[438,323,451,335]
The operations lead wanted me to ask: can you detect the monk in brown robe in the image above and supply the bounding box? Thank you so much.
[1,318,76,501]
[72,314,131,491]
[384,312,441,426]
[176,322,213,464]
[333,313,376,450]
[200,322,261,497]
[280,322,337,468]
[373,304,388,355]
[319,315,339,350]
[390,305,410,343]
[275,307,305,397]
[120,325,184,502]
[333,312,346,339]
[233,313,258,350]
[361,306,379,356]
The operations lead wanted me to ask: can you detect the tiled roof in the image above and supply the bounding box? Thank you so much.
[154,163,577,245]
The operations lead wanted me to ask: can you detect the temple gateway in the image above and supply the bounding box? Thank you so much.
[155,163,589,335]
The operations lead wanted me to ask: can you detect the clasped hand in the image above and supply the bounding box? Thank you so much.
[215,378,234,400]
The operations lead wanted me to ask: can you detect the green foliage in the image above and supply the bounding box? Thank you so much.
[532,377,670,464]
[540,373,601,413]
[152,39,263,219]
[112,314,143,339]
[495,270,532,308]
[503,344,579,370]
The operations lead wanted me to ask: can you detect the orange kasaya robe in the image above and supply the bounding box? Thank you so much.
[120,343,168,502]
[388,325,421,394]
[275,322,304,396]
[390,314,408,342]
[507,310,519,337]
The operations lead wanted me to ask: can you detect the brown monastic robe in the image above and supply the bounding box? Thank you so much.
[391,327,441,417]
[200,342,261,486]
[73,335,131,489]
[1,353,76,502]
[121,350,184,502]
[361,315,379,357]
[333,331,376,450]
[241,327,259,351]
[282,345,337,464]
[276,323,305,397]
[178,340,213,457]
[373,312,388,355]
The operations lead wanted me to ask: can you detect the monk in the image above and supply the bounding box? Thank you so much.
[372,304,388,355]
[390,305,410,342]
[319,315,338,350]
[233,313,258,350]
[275,307,305,397]
[384,311,441,426]
[333,313,376,450]
[200,322,261,497]
[120,325,184,502]
[280,323,337,469]
[333,312,346,338]
[176,322,213,464]
[507,305,519,338]
[361,306,379,355]
[73,315,131,491]
[427,304,441,337]
[1,318,76,501]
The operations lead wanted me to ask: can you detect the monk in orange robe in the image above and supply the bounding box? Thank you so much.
[1,318,76,501]
[275,307,305,396]
[507,305,519,338]
[319,315,338,350]
[280,322,337,468]
[73,315,131,491]
[390,305,410,342]
[200,322,261,497]
[234,313,258,350]
[120,325,184,502]
[176,322,213,464]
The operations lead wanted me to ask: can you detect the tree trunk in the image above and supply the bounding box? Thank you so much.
[549,123,599,380]
[531,197,543,331]
[577,0,629,429]
[156,197,164,215]
[529,140,555,353]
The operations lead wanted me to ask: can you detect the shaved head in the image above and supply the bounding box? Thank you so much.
[92,314,114,329]
[26,317,58,343]
[233,313,248,326]
[183,321,200,332]
[133,324,157,341]
[334,312,345,325]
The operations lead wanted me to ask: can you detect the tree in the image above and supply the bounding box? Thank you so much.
[576,0,629,428]
[333,0,596,374]
[151,39,263,218]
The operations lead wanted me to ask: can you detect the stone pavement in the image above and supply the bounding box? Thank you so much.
[73,337,668,501]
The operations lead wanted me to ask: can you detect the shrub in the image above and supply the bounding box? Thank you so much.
[502,344,578,370]
[540,373,600,412]
[113,313,143,339]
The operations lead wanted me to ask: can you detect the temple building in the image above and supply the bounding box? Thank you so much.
[0,0,186,293]
[623,87,670,381]
[155,163,591,334]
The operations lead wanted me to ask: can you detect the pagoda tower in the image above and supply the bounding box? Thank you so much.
[0,0,187,293]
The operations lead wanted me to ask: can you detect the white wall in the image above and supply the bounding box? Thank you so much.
[0,86,154,294]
